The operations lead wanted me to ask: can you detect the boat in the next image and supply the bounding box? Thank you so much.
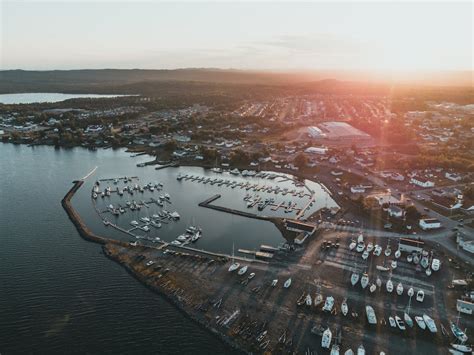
[413,254,420,264]
[415,316,426,330]
[407,254,413,263]
[450,344,472,353]
[170,211,180,219]
[423,314,437,333]
[164,193,171,200]
[103,219,110,226]
[357,345,365,355]
[408,287,414,297]
[386,279,393,293]
[366,305,377,324]
[142,226,150,232]
[341,299,348,316]
[389,316,396,327]
[130,220,139,226]
[421,256,430,269]
[314,293,324,307]
[349,240,357,251]
[376,265,390,272]
[305,294,312,306]
[331,344,340,355]
[373,245,382,256]
[248,272,255,280]
[376,277,382,288]
[391,260,397,269]
[296,293,306,306]
[177,234,188,242]
[395,315,406,330]
[284,278,292,288]
[321,328,332,348]
[230,168,240,175]
[351,273,360,286]
[395,249,401,259]
[384,246,392,256]
[191,231,202,242]
[323,296,335,312]
[271,279,278,287]
[369,284,377,293]
[344,349,354,355]
[170,240,182,246]
[92,193,98,199]
[396,282,404,296]
[366,242,374,252]
[228,244,240,272]
[362,250,369,260]
[361,273,369,289]
[140,217,150,223]
[356,242,365,253]
[416,290,425,302]
[432,258,441,271]
[404,312,414,328]
[426,268,432,276]
[450,322,469,343]
[357,233,364,244]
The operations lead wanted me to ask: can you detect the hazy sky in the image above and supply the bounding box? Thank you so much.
[1,1,472,71]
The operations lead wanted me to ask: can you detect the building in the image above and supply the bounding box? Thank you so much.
[430,196,462,211]
[388,205,405,218]
[419,218,441,230]
[457,299,474,315]
[410,176,435,188]
[351,186,366,194]
[308,126,325,138]
[304,146,328,155]
[445,172,462,182]
[368,192,401,206]
[399,237,424,253]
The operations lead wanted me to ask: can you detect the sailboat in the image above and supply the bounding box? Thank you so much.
[423,314,438,333]
[321,328,332,348]
[386,279,394,293]
[351,272,360,286]
[357,345,365,355]
[396,282,404,295]
[395,248,401,259]
[323,296,335,312]
[450,322,468,343]
[395,315,406,330]
[228,243,240,272]
[238,265,248,275]
[341,298,349,316]
[408,287,414,297]
[361,273,369,289]
[369,283,376,293]
[404,312,414,328]
[415,316,426,330]
[366,305,377,324]
[349,240,356,251]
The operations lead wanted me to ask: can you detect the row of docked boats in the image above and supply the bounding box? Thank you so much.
[170,226,202,246]
[93,181,163,199]
[321,327,366,355]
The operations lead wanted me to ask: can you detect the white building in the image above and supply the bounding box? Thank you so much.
[304,146,328,155]
[419,218,441,230]
[307,126,325,138]
[410,176,435,188]
[351,186,365,194]
[388,205,405,218]
[445,172,462,182]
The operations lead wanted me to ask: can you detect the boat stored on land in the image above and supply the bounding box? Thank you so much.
[423,314,437,333]
[366,306,377,324]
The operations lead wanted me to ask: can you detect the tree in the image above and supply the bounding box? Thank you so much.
[163,139,177,152]
[405,205,421,222]
[294,153,308,170]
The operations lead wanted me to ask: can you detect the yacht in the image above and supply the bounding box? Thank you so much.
[321,328,332,349]
[450,322,468,343]
[423,314,437,333]
[415,316,426,330]
[238,265,248,275]
[404,312,414,328]
[396,283,404,296]
[323,296,335,312]
[386,279,394,293]
[351,273,360,286]
[341,299,349,316]
[284,278,292,288]
[357,345,365,355]
[361,273,369,289]
[395,315,406,330]
[366,306,377,324]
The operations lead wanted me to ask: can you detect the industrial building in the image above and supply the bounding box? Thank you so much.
[307,121,372,143]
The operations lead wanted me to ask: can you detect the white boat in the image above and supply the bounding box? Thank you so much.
[357,233,364,244]
[415,316,426,330]
[357,345,365,355]
[366,242,374,252]
[416,290,425,302]
[450,322,469,343]
[376,277,382,288]
[344,349,354,355]
[395,315,406,330]
[420,256,430,269]
[321,328,332,349]
[361,273,369,289]
[228,262,240,272]
[423,314,437,333]
[164,193,171,199]
[351,273,360,286]
[130,220,139,226]
[450,344,472,353]
[238,265,248,275]
[376,265,390,272]
[431,258,441,271]
[142,226,150,232]
[408,287,414,297]
[389,316,396,328]
[323,296,335,312]
[391,260,397,269]
[341,299,348,316]
[366,305,377,324]
[384,246,392,256]
[356,242,365,253]
[140,217,150,223]
[271,279,278,287]
[331,344,340,355]
[426,268,432,276]
[369,284,377,293]
[305,294,312,306]
[170,211,180,219]
[373,245,382,256]
[349,240,357,250]
[396,282,404,295]
[314,293,323,307]
[395,249,401,259]
[407,254,413,263]
[404,312,414,328]
[191,231,202,242]
[248,272,255,280]
[170,240,182,246]
[386,279,394,293]
[362,250,369,260]
[177,234,188,242]
[413,254,420,264]
[284,278,292,288]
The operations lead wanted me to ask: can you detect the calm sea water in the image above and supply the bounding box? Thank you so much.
[0,93,128,104]
[0,144,241,354]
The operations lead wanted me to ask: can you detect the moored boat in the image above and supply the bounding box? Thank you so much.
[341,298,348,316]
[284,278,292,288]
[450,322,468,343]
[423,314,438,333]
[366,305,377,324]
[351,272,360,286]
[321,328,332,349]
[361,273,369,289]
[415,316,426,330]
[404,312,414,328]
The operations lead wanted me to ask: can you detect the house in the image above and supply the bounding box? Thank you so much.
[351,186,365,194]
[368,192,401,206]
[399,238,424,253]
[445,172,462,182]
[410,176,435,188]
[457,299,474,315]
[388,205,405,218]
[304,146,328,155]
[419,218,441,230]
[430,196,462,211]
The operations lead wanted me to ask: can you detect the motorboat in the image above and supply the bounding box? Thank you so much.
[142,226,150,232]
[420,256,430,269]
[238,265,248,275]
[321,328,332,349]
[373,245,382,256]
[191,231,202,242]
[395,315,406,330]
[170,211,180,219]
[389,316,396,328]
[228,262,240,272]
[432,258,441,271]
[416,290,425,302]
[170,240,182,246]
[341,299,349,316]
[395,249,401,259]
[413,254,420,264]
[361,273,369,289]
[344,349,354,355]
[386,279,394,293]
[356,242,365,253]
[284,278,292,288]
[391,260,397,269]
[331,344,340,355]
[450,344,472,353]
[384,246,392,257]
[305,294,312,306]
[450,322,468,343]
[423,314,437,333]
[376,265,390,272]
[130,220,139,226]
[415,316,426,330]
[396,283,404,296]
[362,250,369,260]
[357,345,365,355]
[351,273,360,286]
[366,242,374,253]
[404,312,414,328]
[407,254,413,263]
[271,279,278,287]
[140,217,150,223]
[323,296,335,312]
[408,287,414,297]
[369,284,377,293]
[349,240,357,251]
[426,268,432,276]
[177,234,189,242]
[366,305,377,324]
[357,233,364,244]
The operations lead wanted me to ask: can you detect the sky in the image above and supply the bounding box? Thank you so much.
[1,1,472,72]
